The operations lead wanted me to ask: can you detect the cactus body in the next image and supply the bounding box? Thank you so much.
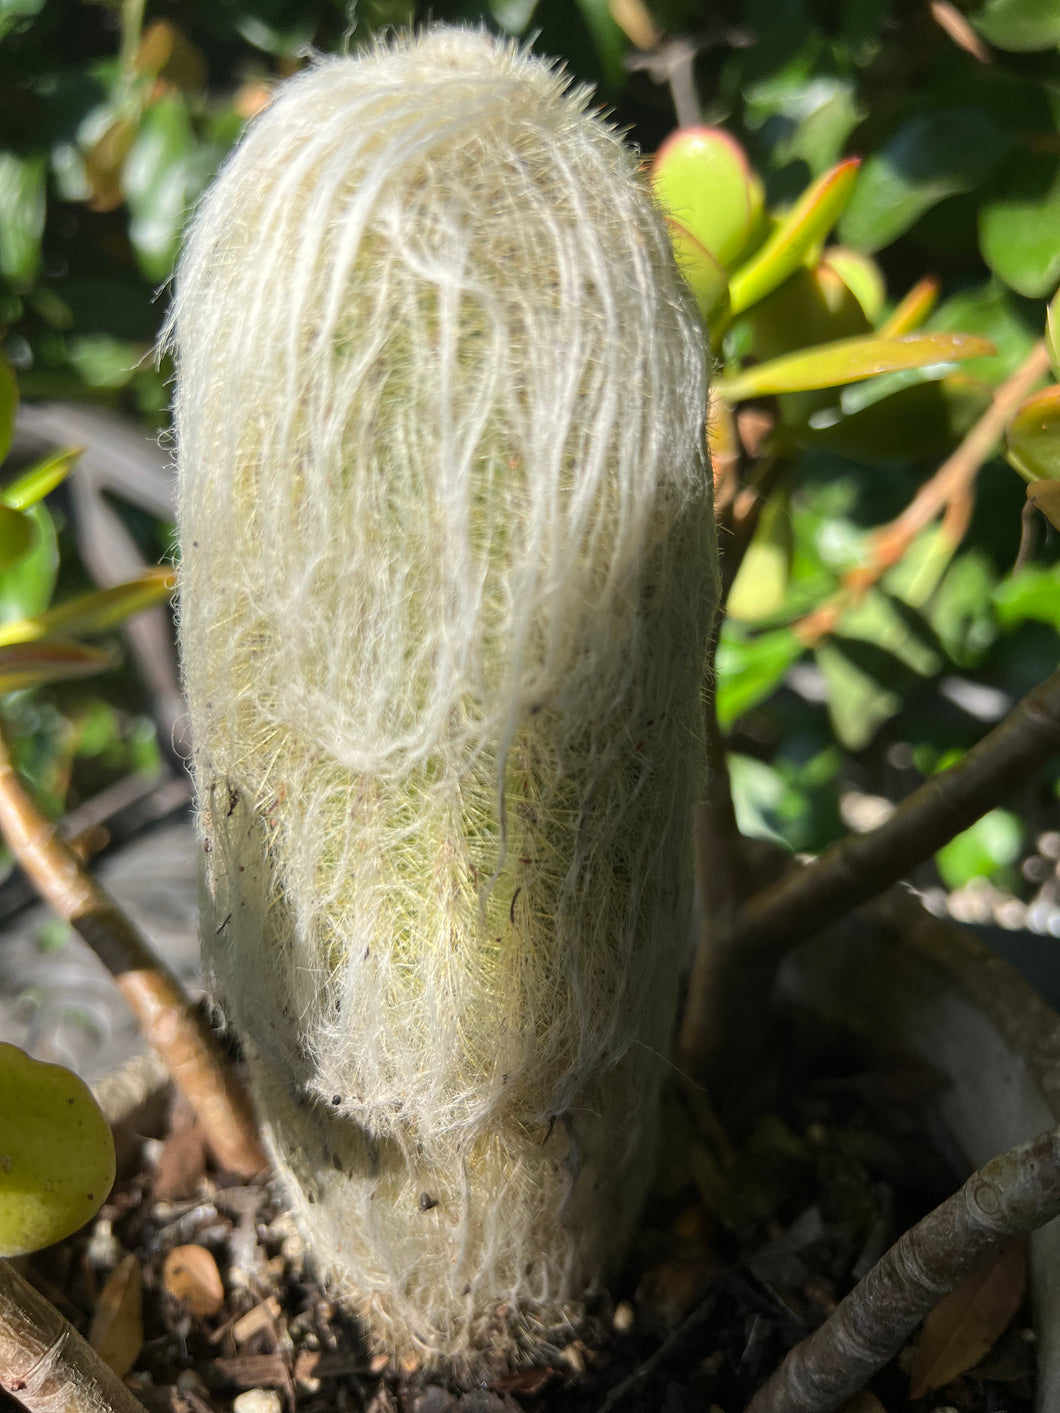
[171,28,716,1370]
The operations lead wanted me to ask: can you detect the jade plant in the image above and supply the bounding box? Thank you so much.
[0,1042,114,1258]
[170,27,716,1370]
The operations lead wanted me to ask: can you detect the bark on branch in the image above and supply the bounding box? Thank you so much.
[746,1124,1060,1413]
[680,662,1060,1083]
[0,1258,148,1413]
[0,722,267,1179]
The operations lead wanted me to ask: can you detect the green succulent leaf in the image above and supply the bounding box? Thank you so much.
[0,503,57,626]
[979,152,1060,299]
[652,127,764,272]
[0,1043,115,1257]
[1,446,82,511]
[1027,479,1060,532]
[0,505,38,574]
[971,0,1060,50]
[839,110,1011,253]
[1047,288,1060,381]
[716,332,994,403]
[0,567,175,648]
[1007,386,1060,482]
[727,158,861,318]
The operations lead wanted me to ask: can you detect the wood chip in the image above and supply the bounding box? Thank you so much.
[909,1238,1028,1399]
[231,1296,282,1344]
[163,1243,225,1318]
[88,1253,143,1379]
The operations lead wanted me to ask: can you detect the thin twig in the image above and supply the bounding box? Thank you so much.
[679,662,1060,1082]
[746,1125,1060,1412]
[0,1258,148,1413]
[0,721,267,1179]
[798,341,1050,645]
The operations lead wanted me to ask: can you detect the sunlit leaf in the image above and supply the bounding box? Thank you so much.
[823,248,885,324]
[0,503,57,625]
[0,641,115,694]
[715,626,803,728]
[971,0,1060,49]
[995,563,1060,628]
[0,151,46,284]
[1007,385,1060,482]
[840,109,1011,253]
[653,127,764,273]
[727,493,794,621]
[727,158,861,317]
[0,506,37,574]
[0,568,175,649]
[980,152,1060,299]
[716,332,993,403]
[879,276,941,337]
[936,808,1024,889]
[123,94,198,282]
[1,446,81,511]
[1047,288,1060,381]
[666,221,730,323]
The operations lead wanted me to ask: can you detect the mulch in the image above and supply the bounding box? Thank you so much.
[3,1003,1038,1413]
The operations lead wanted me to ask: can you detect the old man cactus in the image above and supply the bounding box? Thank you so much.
[170,28,717,1369]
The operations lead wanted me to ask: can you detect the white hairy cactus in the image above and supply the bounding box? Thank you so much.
[170,27,717,1370]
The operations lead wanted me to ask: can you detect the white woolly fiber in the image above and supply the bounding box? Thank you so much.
[170,27,717,1370]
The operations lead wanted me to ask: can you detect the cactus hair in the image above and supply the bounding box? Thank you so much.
[169,26,718,1370]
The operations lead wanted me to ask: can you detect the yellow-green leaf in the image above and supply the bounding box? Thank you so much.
[652,126,764,273]
[727,158,861,317]
[1046,287,1060,380]
[1007,385,1060,482]
[666,219,730,322]
[1027,479,1060,532]
[0,567,175,649]
[716,332,994,403]
[879,275,941,337]
[0,640,115,694]
[0,1042,115,1257]
[1,445,82,511]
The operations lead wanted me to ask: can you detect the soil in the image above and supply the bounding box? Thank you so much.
[2,1003,1038,1413]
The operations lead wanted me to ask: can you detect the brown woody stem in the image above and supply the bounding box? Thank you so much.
[679,663,1060,1082]
[746,1125,1060,1412]
[0,722,267,1179]
[0,1258,148,1413]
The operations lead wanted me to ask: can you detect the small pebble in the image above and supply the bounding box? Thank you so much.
[612,1300,635,1334]
[233,1391,283,1413]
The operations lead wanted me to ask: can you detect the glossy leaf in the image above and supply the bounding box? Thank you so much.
[0,503,57,625]
[0,1042,115,1256]
[715,627,803,729]
[972,0,1060,49]
[0,151,46,284]
[1007,385,1060,482]
[666,220,730,322]
[0,356,16,466]
[716,332,993,403]
[727,158,861,317]
[1,445,81,511]
[840,110,1011,253]
[823,248,885,324]
[123,94,198,282]
[0,567,175,648]
[727,493,794,621]
[751,264,871,365]
[980,152,1060,299]
[0,641,115,694]
[936,808,1023,890]
[653,127,764,272]
[0,505,38,573]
